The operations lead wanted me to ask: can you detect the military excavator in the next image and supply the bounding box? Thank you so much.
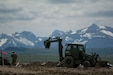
[44,37,102,67]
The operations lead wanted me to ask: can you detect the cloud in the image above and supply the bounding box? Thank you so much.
[47,0,108,4]
[0,0,38,22]
[0,8,21,13]
[0,0,113,36]
[0,8,36,22]
[47,0,78,4]
[86,10,113,17]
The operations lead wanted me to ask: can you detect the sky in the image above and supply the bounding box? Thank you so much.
[0,0,113,37]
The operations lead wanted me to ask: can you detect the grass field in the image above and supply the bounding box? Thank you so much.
[2,48,113,64]
[101,56,113,64]
[18,55,59,63]
[17,55,113,64]
[4,54,113,66]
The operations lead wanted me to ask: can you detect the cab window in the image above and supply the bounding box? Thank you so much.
[78,45,85,52]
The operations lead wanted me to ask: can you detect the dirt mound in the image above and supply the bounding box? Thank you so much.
[44,62,58,67]
[23,62,58,67]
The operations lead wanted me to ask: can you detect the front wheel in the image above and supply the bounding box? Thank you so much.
[64,56,75,68]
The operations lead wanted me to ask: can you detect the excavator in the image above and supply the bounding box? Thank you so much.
[44,37,108,68]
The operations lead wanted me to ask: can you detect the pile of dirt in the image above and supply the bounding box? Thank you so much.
[22,62,58,67]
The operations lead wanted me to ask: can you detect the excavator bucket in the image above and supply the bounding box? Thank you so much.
[44,40,51,48]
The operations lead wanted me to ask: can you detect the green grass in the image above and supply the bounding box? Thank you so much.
[4,54,59,63]
[13,55,113,65]
[17,55,59,63]
[101,56,113,64]
[2,48,113,64]
[4,53,113,65]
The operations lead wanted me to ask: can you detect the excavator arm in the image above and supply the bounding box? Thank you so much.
[44,37,64,61]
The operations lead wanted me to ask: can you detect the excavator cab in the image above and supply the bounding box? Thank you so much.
[65,44,85,58]
[64,44,86,67]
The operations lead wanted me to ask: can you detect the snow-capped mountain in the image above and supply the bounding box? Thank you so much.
[49,24,113,48]
[73,24,113,48]
[0,24,113,49]
[0,31,45,49]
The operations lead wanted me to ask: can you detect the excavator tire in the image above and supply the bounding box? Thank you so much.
[64,56,75,68]
[83,61,90,68]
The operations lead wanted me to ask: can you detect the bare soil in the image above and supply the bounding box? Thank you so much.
[0,62,113,75]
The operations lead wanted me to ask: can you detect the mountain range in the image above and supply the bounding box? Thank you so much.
[0,24,113,49]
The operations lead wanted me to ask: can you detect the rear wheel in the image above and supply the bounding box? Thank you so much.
[64,56,75,67]
[83,61,90,68]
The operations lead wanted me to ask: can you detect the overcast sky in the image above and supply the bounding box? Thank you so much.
[0,0,113,36]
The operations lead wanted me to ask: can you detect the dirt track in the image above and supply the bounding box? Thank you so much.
[0,62,113,75]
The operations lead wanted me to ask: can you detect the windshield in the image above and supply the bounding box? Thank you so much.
[66,44,85,52]
[78,45,85,52]
[66,45,77,50]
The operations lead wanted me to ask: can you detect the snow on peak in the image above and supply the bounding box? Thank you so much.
[82,33,92,39]
[101,30,113,37]
[38,38,42,41]
[73,39,87,44]
[14,33,20,37]
[8,34,12,36]
[71,31,76,34]
[15,37,34,46]
[99,25,106,29]
[81,28,88,34]
[65,36,73,41]
[0,38,7,46]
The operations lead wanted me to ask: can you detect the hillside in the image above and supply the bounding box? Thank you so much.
[0,24,113,49]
